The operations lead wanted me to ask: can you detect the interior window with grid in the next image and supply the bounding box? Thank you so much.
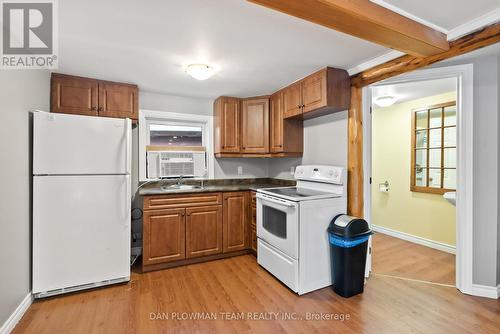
[411,102,456,194]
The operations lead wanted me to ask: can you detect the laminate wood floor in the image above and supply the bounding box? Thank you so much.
[14,249,499,334]
[372,233,456,285]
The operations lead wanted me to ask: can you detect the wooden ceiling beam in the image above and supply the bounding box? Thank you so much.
[248,0,449,57]
[352,22,500,87]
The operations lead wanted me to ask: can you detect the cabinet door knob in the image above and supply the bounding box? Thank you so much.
[90,106,97,111]
[98,107,103,112]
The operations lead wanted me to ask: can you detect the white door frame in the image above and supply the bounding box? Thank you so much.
[362,64,474,295]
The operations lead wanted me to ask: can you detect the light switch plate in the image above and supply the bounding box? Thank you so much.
[237,166,243,175]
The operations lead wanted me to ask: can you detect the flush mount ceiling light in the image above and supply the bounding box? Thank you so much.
[185,63,215,80]
[374,95,397,107]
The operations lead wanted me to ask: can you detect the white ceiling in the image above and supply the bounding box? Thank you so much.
[374,0,500,31]
[372,77,457,106]
[58,0,390,99]
[58,0,499,99]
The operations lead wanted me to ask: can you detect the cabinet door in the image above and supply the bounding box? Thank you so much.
[223,192,248,253]
[186,205,223,258]
[302,69,327,113]
[143,208,185,266]
[283,82,302,119]
[241,98,269,153]
[217,97,241,153]
[98,82,138,120]
[270,92,284,153]
[51,74,99,116]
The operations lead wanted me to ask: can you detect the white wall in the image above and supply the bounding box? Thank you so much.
[268,111,348,178]
[498,55,500,286]
[433,53,500,287]
[0,71,50,326]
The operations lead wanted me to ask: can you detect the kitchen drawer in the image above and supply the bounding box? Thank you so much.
[143,193,222,210]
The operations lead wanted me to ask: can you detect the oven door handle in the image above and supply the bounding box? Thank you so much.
[256,193,296,207]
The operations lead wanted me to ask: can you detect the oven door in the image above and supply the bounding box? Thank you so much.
[256,193,299,259]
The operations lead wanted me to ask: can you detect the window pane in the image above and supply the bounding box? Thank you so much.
[444,106,456,126]
[415,168,427,187]
[149,124,203,146]
[429,108,442,128]
[429,149,441,168]
[443,169,456,190]
[444,127,456,147]
[416,111,428,129]
[415,149,427,169]
[429,128,442,148]
[416,130,427,148]
[444,148,456,168]
[428,169,442,188]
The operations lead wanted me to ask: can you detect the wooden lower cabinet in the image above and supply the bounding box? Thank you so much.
[223,192,248,253]
[142,208,186,266]
[142,192,253,272]
[186,205,223,258]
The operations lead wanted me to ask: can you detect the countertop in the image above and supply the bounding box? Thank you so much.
[138,178,296,196]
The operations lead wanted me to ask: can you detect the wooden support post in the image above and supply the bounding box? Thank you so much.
[347,86,363,217]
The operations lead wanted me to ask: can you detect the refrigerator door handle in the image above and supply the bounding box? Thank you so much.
[125,118,132,174]
[125,175,131,228]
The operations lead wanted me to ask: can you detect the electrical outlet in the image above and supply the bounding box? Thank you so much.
[237,166,243,175]
[290,166,295,175]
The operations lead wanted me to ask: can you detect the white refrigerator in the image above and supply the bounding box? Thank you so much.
[32,111,132,298]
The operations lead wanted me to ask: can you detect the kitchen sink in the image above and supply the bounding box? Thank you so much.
[160,184,202,192]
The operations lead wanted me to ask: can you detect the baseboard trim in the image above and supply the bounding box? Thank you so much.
[0,292,33,334]
[372,225,456,254]
[468,284,500,299]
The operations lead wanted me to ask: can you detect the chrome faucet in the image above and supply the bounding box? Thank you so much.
[176,175,184,186]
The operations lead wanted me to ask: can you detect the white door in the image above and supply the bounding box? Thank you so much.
[33,175,131,294]
[256,194,299,259]
[33,112,131,175]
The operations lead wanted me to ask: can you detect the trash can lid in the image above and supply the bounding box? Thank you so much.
[328,214,371,239]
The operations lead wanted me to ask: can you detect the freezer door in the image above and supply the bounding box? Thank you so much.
[33,175,131,294]
[33,112,131,175]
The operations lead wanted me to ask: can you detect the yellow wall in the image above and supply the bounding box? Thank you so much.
[372,91,456,246]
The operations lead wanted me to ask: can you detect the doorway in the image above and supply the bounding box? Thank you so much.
[362,65,474,294]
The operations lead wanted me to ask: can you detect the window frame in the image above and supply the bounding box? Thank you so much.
[410,101,456,194]
[139,109,214,181]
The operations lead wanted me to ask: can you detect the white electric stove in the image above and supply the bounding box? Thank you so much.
[256,165,347,295]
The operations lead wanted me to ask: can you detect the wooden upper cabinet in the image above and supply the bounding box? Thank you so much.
[270,91,303,154]
[283,81,303,119]
[185,205,223,259]
[214,97,241,153]
[223,192,248,253]
[302,68,327,113]
[241,97,269,153]
[98,82,138,120]
[282,67,350,119]
[50,73,139,120]
[51,74,99,116]
[142,208,186,266]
